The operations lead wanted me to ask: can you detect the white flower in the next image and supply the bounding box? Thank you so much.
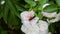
[42,3,50,9]
[42,12,57,18]
[21,11,51,34]
[20,11,39,26]
[1,1,5,5]
[47,13,60,23]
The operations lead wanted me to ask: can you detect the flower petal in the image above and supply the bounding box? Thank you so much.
[42,12,57,18]
[37,20,48,31]
[47,13,60,23]
[30,17,39,25]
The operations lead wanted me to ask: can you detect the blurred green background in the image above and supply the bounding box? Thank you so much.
[0,0,60,34]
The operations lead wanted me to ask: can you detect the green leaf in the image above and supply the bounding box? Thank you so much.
[25,4,31,9]
[3,2,9,23]
[5,0,20,28]
[38,12,43,19]
[15,5,25,11]
[38,5,42,11]
[25,0,36,7]
[38,0,48,11]
[39,0,48,5]
[7,12,19,28]
[6,0,20,18]
[55,0,60,6]
[43,4,58,13]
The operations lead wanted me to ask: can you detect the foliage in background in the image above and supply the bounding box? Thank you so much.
[0,0,60,34]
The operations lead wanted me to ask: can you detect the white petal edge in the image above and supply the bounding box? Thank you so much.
[42,12,57,18]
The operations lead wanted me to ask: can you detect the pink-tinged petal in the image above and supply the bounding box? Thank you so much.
[20,11,34,20]
[30,17,39,25]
